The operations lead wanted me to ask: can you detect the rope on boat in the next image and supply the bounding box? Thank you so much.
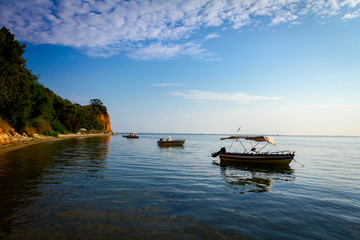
[293,158,304,167]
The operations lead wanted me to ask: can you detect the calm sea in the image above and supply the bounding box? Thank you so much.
[0,134,359,239]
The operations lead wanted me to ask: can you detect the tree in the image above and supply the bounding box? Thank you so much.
[0,26,38,131]
[90,99,103,107]
[31,83,52,119]
[90,98,107,114]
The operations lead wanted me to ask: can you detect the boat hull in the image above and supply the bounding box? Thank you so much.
[124,136,139,139]
[219,152,294,165]
[157,140,185,147]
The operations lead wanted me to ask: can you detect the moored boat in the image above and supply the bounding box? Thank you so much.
[122,133,139,138]
[212,135,295,165]
[157,137,185,147]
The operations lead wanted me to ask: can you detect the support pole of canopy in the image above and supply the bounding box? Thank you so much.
[253,142,260,148]
[258,142,269,152]
[238,139,247,152]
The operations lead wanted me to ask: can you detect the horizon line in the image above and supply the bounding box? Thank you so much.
[115,132,360,137]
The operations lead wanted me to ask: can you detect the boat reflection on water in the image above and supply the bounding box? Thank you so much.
[213,161,295,194]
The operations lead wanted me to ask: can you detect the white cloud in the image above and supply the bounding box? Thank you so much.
[171,90,284,104]
[205,33,220,40]
[128,42,182,60]
[342,0,360,7]
[127,41,215,60]
[343,11,360,19]
[1,0,360,59]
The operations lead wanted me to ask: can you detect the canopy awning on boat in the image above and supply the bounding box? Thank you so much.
[220,136,275,145]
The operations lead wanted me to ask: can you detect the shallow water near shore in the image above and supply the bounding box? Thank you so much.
[0,134,359,239]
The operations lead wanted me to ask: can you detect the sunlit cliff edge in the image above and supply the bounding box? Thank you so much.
[98,113,113,133]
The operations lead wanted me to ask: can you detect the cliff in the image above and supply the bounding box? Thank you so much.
[98,113,113,134]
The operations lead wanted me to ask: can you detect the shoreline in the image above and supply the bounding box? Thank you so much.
[0,133,114,155]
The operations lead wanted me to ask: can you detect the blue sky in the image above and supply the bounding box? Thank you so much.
[1,0,360,135]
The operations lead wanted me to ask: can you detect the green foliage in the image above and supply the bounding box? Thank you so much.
[31,83,52,119]
[50,121,65,134]
[0,26,39,131]
[43,131,59,137]
[90,98,107,115]
[0,27,110,134]
[27,133,34,138]
[31,118,51,134]
[78,105,104,131]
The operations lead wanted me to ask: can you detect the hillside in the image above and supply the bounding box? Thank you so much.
[0,26,113,144]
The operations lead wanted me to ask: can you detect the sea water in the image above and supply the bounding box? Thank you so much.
[0,134,359,239]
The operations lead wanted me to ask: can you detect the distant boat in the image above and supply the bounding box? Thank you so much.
[122,133,139,139]
[157,137,185,147]
[212,135,295,165]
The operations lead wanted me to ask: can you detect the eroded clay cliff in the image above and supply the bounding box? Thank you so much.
[98,113,113,134]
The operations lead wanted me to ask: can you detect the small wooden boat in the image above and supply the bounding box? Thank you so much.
[212,135,295,165]
[157,137,185,147]
[122,133,139,138]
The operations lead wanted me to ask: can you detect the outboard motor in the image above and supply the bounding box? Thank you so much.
[212,147,226,158]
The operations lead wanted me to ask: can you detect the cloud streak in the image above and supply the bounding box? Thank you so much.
[127,41,214,60]
[205,33,220,40]
[171,90,284,104]
[1,0,359,59]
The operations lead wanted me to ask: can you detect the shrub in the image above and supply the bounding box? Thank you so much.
[50,121,65,134]
[31,118,51,133]
[24,125,36,135]
[0,117,12,133]
[43,131,59,137]
[27,133,34,138]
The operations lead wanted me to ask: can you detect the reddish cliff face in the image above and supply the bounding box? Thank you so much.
[98,113,113,133]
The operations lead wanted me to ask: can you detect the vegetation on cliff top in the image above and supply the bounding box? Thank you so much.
[0,26,111,136]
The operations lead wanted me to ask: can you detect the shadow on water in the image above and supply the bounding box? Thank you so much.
[0,136,110,236]
[212,161,295,194]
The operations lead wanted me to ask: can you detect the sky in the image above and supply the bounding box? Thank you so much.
[1,0,360,136]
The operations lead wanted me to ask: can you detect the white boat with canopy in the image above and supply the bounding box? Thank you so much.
[157,136,185,147]
[212,135,295,165]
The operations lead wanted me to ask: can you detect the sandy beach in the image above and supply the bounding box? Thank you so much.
[0,133,114,155]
